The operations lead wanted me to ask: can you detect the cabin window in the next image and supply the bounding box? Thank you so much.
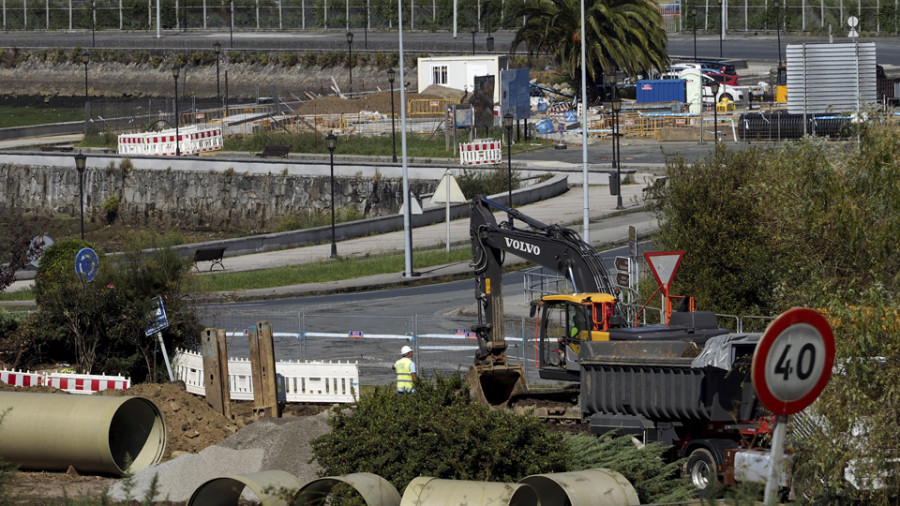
[432,65,448,85]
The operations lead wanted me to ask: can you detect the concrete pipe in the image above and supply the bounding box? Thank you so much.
[518,468,639,506]
[399,477,540,506]
[188,470,304,506]
[0,391,165,476]
[293,472,401,506]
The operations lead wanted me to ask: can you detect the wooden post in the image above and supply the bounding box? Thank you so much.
[248,322,279,418]
[200,328,231,419]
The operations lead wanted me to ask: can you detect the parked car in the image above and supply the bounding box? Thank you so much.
[703,70,740,87]
[700,74,745,104]
[693,60,738,76]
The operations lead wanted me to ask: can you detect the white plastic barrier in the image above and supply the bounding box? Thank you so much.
[0,369,131,394]
[0,370,44,387]
[117,126,224,156]
[172,349,359,404]
[459,138,502,165]
[45,372,131,394]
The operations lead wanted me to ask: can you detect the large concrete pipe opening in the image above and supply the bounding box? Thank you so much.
[518,469,639,506]
[400,477,540,506]
[293,472,401,506]
[189,470,304,506]
[0,392,166,476]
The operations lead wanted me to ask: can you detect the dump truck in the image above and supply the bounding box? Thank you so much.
[466,196,777,495]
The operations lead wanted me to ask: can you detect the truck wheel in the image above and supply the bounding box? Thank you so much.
[686,448,720,497]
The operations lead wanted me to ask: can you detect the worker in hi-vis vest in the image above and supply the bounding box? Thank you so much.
[393,345,418,393]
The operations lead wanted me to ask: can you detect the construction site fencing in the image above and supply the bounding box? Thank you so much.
[408,98,457,117]
[196,310,546,388]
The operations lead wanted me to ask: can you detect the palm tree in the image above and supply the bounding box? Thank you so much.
[507,0,668,102]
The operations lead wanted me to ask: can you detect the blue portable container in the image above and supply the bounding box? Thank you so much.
[635,79,686,103]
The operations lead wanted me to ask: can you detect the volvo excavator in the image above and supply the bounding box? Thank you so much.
[466,196,728,404]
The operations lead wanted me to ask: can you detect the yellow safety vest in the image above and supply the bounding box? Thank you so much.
[395,357,414,391]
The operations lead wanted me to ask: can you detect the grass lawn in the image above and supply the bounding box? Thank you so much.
[0,105,83,128]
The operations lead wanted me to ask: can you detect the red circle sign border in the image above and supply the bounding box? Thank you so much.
[752,307,836,415]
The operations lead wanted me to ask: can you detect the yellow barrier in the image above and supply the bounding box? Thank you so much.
[408,98,457,117]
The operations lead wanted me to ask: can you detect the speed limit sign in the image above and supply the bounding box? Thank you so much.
[752,307,835,415]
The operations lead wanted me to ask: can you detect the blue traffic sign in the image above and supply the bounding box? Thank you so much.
[146,296,170,336]
[74,248,99,282]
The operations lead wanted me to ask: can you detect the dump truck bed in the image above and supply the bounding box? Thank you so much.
[578,334,762,423]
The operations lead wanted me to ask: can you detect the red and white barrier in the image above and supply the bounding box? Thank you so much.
[117,126,223,157]
[0,369,130,394]
[459,139,503,166]
[45,373,131,394]
[0,370,43,387]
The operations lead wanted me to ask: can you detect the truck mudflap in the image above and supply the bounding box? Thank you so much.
[464,364,528,408]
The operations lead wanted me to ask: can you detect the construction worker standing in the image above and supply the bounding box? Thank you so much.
[393,345,417,393]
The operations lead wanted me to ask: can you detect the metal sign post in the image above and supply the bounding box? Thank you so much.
[643,251,684,323]
[752,307,835,505]
[146,296,174,382]
[431,169,467,252]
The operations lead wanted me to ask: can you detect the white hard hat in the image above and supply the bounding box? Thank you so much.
[400,345,412,356]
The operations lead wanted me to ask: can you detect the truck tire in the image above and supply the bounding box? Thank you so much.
[685,448,720,497]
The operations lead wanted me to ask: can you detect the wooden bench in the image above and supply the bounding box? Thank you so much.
[193,247,227,271]
[255,144,291,158]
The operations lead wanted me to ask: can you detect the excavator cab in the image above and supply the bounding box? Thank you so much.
[536,293,619,381]
[775,65,787,103]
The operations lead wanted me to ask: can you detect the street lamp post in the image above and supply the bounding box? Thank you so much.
[718,0,724,58]
[388,68,397,163]
[326,133,338,258]
[611,97,623,209]
[214,42,221,100]
[485,1,494,52]
[471,26,477,55]
[503,112,514,225]
[173,65,181,156]
[229,0,234,48]
[775,0,782,64]
[91,0,96,47]
[74,152,87,240]
[606,73,618,173]
[346,32,354,93]
[710,81,720,144]
[363,0,368,49]
[82,51,89,100]
[691,6,697,61]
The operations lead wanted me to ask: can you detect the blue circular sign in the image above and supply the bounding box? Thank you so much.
[74,247,99,282]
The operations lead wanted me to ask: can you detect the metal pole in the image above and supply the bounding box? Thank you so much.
[399,0,414,278]
[506,122,513,226]
[389,69,397,163]
[471,28,476,54]
[79,168,85,240]
[156,331,175,381]
[775,0,782,63]
[329,147,337,258]
[230,0,234,48]
[692,7,697,60]
[579,0,589,242]
[346,33,353,93]
[718,0,724,57]
[615,107,622,209]
[91,0,95,46]
[763,414,787,505]
[214,42,221,99]
[174,69,180,156]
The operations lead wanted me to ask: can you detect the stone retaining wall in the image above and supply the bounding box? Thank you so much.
[0,163,433,230]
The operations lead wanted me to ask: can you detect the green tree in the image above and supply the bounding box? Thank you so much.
[19,236,199,380]
[646,125,900,502]
[507,0,668,102]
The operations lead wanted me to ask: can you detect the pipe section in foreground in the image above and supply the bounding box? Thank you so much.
[294,472,401,506]
[400,477,539,506]
[189,470,304,506]
[0,392,166,476]
[519,468,639,505]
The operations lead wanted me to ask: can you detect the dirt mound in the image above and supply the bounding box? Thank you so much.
[96,381,241,458]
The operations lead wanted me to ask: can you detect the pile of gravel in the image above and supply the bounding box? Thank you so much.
[107,411,332,502]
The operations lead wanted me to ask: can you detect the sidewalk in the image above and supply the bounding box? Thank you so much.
[3,173,658,302]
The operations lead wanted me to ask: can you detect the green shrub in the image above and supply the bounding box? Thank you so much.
[456,166,521,200]
[312,373,567,492]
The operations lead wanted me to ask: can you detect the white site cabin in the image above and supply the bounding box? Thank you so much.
[417,55,509,105]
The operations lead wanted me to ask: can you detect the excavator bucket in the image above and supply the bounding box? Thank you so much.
[464,364,529,408]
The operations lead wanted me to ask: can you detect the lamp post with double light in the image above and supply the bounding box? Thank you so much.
[503,112,514,225]
[691,6,698,61]
[91,0,96,47]
[214,41,221,100]
[346,32,354,93]
[775,0,782,64]
[173,65,181,156]
[388,68,397,163]
[74,152,87,240]
[718,0,724,58]
[326,133,338,258]
[611,97,623,209]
